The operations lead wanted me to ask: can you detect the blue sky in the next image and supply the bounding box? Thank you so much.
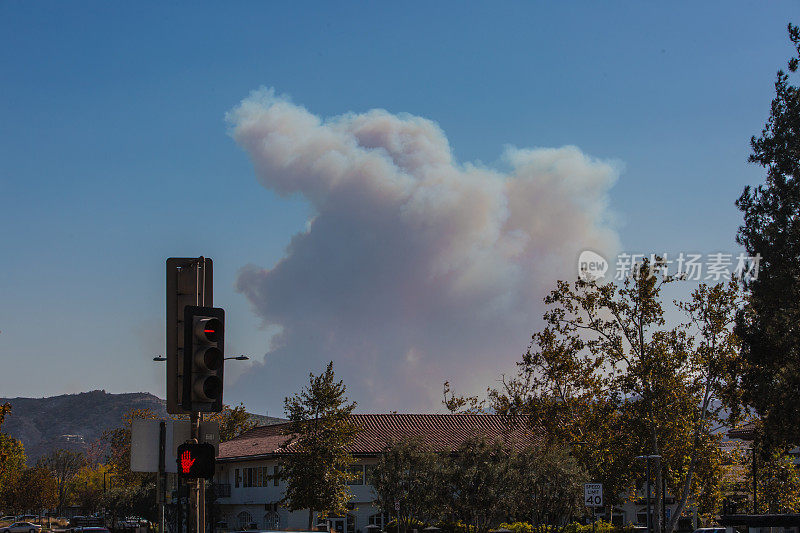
[1,2,797,415]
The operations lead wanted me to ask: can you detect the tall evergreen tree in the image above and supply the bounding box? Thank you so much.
[736,23,800,448]
[279,362,358,529]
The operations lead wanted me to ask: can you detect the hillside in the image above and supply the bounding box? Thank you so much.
[0,390,285,463]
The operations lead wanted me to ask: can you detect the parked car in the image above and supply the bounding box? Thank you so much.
[69,517,103,529]
[1,522,42,533]
[78,527,110,533]
[118,517,148,528]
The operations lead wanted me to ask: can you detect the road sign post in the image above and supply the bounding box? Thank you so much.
[584,483,603,507]
[584,483,603,533]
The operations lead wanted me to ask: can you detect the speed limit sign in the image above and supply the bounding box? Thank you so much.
[584,483,603,507]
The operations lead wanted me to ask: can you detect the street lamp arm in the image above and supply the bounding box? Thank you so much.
[154,355,249,361]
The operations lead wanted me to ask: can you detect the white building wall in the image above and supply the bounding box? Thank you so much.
[215,458,384,532]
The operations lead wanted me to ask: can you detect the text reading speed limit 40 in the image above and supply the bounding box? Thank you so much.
[584,483,603,507]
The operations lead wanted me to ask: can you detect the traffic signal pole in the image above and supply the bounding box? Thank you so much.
[158,421,166,533]
[190,411,204,533]
[188,441,201,533]
[167,257,222,533]
[646,460,651,533]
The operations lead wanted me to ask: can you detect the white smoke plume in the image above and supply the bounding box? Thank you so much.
[227,88,620,413]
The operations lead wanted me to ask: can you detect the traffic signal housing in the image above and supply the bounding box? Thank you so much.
[182,306,225,412]
[177,442,216,479]
[166,257,213,415]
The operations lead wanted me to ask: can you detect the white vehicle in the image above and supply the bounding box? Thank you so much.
[78,527,110,533]
[1,522,42,533]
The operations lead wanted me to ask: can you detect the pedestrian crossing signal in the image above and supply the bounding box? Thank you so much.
[176,443,215,479]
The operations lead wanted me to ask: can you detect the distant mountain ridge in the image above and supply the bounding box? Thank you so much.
[0,390,284,463]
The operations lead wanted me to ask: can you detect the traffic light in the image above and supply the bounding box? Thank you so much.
[182,305,225,412]
[166,257,213,414]
[177,442,216,479]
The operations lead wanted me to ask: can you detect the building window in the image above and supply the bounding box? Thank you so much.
[237,511,253,530]
[347,465,364,485]
[329,514,356,533]
[242,467,263,488]
[264,512,280,530]
[368,513,389,530]
[273,465,280,487]
[234,469,240,488]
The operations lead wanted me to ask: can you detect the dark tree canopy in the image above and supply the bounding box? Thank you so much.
[207,403,257,442]
[43,449,85,514]
[371,437,441,531]
[736,23,800,448]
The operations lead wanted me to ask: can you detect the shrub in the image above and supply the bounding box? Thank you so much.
[498,520,635,533]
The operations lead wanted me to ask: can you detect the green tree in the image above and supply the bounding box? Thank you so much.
[735,23,800,449]
[0,403,10,431]
[667,281,741,530]
[100,482,158,527]
[489,267,738,533]
[752,449,800,513]
[72,463,109,515]
[443,435,516,533]
[372,437,441,531]
[103,408,159,487]
[487,350,638,520]
[279,362,358,529]
[206,403,257,442]
[0,403,26,511]
[43,449,85,515]
[1,465,57,516]
[511,445,586,528]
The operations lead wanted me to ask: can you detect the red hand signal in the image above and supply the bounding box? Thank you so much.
[180,450,196,473]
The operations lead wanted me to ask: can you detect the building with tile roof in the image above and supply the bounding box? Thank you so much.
[212,414,541,532]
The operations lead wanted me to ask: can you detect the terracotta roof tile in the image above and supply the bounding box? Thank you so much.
[218,414,541,460]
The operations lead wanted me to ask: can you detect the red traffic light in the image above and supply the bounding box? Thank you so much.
[183,306,225,413]
[195,317,222,343]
